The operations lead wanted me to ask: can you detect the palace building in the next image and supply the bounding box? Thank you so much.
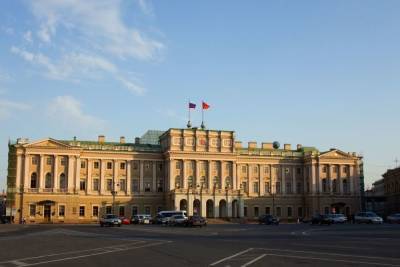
[6,128,363,224]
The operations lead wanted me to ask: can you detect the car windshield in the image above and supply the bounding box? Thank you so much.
[106,215,117,219]
[174,215,184,219]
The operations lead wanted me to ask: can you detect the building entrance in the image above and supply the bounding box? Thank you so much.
[44,205,51,223]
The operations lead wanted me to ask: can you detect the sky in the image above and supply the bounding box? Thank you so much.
[0,0,399,191]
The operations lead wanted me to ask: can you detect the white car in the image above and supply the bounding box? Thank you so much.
[355,212,383,224]
[168,215,187,226]
[328,214,347,224]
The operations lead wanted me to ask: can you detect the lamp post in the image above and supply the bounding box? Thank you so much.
[111,180,119,215]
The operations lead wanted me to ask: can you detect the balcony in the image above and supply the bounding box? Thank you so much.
[27,188,38,193]
[42,188,53,193]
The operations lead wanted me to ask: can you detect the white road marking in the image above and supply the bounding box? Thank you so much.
[240,254,266,267]
[289,243,374,250]
[259,252,400,267]
[0,241,171,266]
[209,248,254,266]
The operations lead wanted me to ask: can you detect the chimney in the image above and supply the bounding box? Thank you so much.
[234,141,242,149]
[248,141,257,149]
[262,143,273,149]
[120,136,126,144]
[135,137,140,144]
[284,144,292,150]
[98,135,105,144]
[297,144,302,150]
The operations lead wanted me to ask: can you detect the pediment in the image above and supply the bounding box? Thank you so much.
[319,149,354,159]
[23,138,72,149]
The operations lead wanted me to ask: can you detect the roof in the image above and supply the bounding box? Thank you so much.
[140,130,165,145]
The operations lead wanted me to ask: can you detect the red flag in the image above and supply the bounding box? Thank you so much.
[202,101,210,110]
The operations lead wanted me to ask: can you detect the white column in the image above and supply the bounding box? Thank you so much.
[271,165,275,194]
[75,156,81,193]
[53,155,59,191]
[169,160,174,191]
[303,166,307,194]
[248,164,252,194]
[152,162,157,192]
[67,156,74,192]
[232,162,237,190]
[100,159,106,194]
[311,164,317,193]
[221,161,225,189]
[87,159,92,193]
[113,160,118,193]
[126,160,131,195]
[208,161,212,190]
[338,165,343,194]
[182,160,187,189]
[39,155,45,190]
[24,154,30,189]
[281,165,286,194]
[201,199,207,217]
[195,160,200,187]
[316,164,321,193]
[259,164,263,196]
[139,160,144,192]
[349,165,354,193]
[16,154,22,190]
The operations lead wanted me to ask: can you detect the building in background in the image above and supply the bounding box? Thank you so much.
[7,128,362,224]
[365,178,386,216]
[383,167,400,215]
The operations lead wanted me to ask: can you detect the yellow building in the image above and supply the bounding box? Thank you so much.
[6,128,362,223]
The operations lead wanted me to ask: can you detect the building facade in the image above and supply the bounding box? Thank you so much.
[383,167,400,215]
[7,128,362,224]
[365,178,386,216]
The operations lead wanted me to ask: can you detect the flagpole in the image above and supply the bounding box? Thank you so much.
[187,100,192,128]
[201,101,205,129]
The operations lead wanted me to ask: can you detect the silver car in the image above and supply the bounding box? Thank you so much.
[355,212,383,224]
[328,214,348,224]
[100,214,122,227]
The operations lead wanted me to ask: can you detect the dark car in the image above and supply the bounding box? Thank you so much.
[185,216,207,227]
[387,213,400,224]
[258,215,279,225]
[311,214,333,225]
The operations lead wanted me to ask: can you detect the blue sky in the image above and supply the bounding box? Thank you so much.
[1,0,399,191]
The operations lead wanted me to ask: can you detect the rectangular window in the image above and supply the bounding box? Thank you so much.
[92,206,99,217]
[106,179,112,191]
[79,179,86,191]
[120,162,126,170]
[145,162,150,169]
[286,182,292,194]
[32,157,38,165]
[106,206,112,214]
[297,168,301,175]
[119,206,125,216]
[157,180,163,192]
[276,207,281,217]
[81,161,86,169]
[242,166,247,173]
[333,166,337,173]
[94,162,99,169]
[254,207,259,217]
[264,166,269,174]
[107,162,112,169]
[265,207,270,215]
[253,182,259,193]
[145,206,151,215]
[145,182,151,192]
[58,205,65,217]
[79,206,85,217]
[132,180,139,192]
[132,206,138,216]
[265,182,270,193]
[60,157,67,166]
[242,182,247,192]
[120,179,126,191]
[298,207,303,218]
[322,166,327,173]
[176,161,181,169]
[29,204,36,216]
[93,179,99,191]
[244,207,248,217]
[158,164,163,171]
[253,166,258,173]
[287,207,292,217]
[133,162,139,170]
[47,157,52,165]
[297,182,302,194]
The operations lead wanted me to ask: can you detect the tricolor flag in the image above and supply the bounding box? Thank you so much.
[202,101,210,110]
[189,102,196,109]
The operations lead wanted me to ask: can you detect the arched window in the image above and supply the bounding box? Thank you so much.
[30,172,37,188]
[59,173,66,189]
[188,176,193,188]
[45,173,52,188]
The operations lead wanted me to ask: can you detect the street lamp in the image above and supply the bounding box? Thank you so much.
[111,181,119,215]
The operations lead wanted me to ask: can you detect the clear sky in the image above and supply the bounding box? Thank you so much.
[1,0,399,191]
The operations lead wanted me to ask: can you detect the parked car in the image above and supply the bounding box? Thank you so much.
[131,214,152,224]
[258,214,280,225]
[328,214,348,224]
[169,214,187,226]
[119,217,131,225]
[185,216,207,227]
[387,213,400,224]
[100,214,122,227]
[355,212,383,224]
[311,214,333,225]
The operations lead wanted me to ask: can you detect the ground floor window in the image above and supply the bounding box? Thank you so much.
[244,206,248,217]
[254,207,259,217]
[132,206,138,216]
[265,207,270,215]
[80,179,86,191]
[145,206,151,215]
[106,206,112,214]
[287,207,292,217]
[79,206,85,217]
[324,207,329,214]
[29,204,36,217]
[119,206,125,216]
[92,206,99,217]
[298,207,303,218]
[58,205,65,217]
[276,207,281,217]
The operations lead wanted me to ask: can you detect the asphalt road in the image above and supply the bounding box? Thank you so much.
[0,222,399,267]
